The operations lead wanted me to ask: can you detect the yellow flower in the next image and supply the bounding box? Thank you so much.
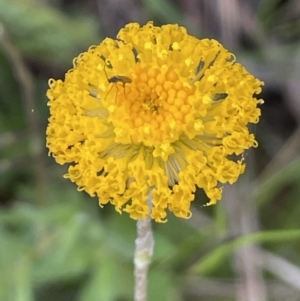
[46,22,263,222]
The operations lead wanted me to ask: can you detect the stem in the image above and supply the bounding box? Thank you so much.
[0,22,46,205]
[134,194,154,301]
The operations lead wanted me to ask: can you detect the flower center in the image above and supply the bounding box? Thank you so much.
[108,66,195,148]
[141,94,160,113]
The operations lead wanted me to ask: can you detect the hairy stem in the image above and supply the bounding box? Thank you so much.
[134,195,154,301]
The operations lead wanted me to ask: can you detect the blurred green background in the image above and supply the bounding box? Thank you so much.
[1,0,300,300]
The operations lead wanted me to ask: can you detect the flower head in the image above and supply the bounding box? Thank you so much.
[46,22,263,222]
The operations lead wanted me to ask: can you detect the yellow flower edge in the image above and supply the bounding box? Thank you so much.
[46,22,263,222]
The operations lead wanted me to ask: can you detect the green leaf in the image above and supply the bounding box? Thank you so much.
[79,251,133,301]
[255,156,300,206]
[191,229,300,275]
[142,0,182,23]
[14,257,34,301]
[0,0,99,65]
